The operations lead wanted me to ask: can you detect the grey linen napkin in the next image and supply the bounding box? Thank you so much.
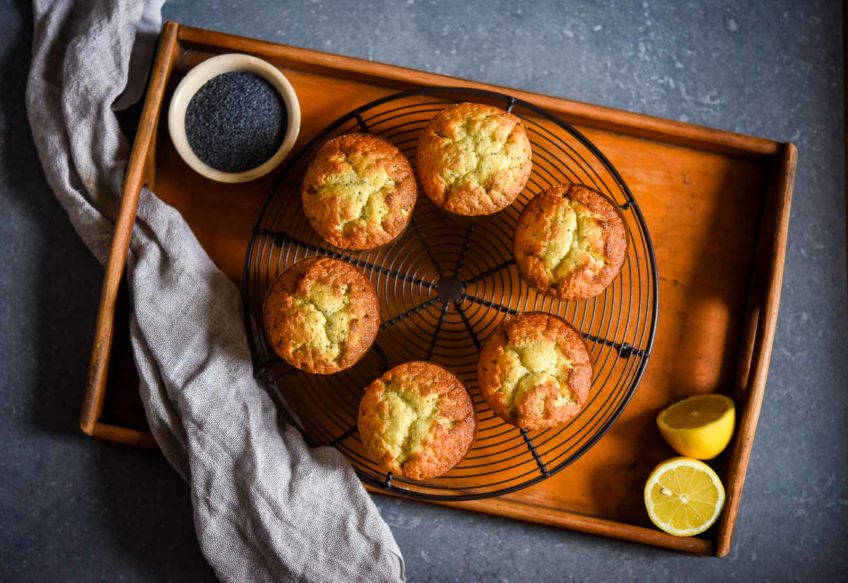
[26,1,405,581]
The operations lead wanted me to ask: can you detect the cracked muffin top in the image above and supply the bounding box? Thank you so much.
[263,257,380,374]
[301,133,417,251]
[358,361,476,481]
[514,183,627,300]
[416,102,532,216]
[477,312,592,431]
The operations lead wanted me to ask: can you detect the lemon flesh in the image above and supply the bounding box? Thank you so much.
[644,457,725,537]
[657,394,735,460]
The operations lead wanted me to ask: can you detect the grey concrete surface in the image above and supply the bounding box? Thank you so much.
[1,0,845,581]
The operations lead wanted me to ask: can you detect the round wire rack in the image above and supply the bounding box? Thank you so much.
[243,87,659,501]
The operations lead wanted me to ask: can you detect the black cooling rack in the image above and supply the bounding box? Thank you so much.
[243,87,658,501]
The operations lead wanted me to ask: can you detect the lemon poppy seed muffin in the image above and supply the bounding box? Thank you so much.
[514,183,627,300]
[263,257,379,374]
[416,102,532,216]
[358,362,476,480]
[477,312,592,431]
[302,133,416,250]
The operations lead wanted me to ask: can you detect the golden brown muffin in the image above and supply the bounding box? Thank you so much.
[514,183,627,300]
[477,312,592,431]
[301,133,416,251]
[358,361,476,480]
[263,257,380,374]
[416,102,532,216]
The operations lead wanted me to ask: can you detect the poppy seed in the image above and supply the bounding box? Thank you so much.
[185,71,287,173]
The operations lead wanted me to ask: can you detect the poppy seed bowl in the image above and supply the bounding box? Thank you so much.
[168,53,301,183]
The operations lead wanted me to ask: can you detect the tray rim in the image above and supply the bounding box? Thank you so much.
[80,21,797,558]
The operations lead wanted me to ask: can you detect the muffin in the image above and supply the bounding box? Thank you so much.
[301,133,416,251]
[416,102,532,216]
[514,183,627,300]
[477,312,593,431]
[263,257,379,374]
[358,361,476,480]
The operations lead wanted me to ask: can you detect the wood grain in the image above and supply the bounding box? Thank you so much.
[80,22,180,436]
[82,23,796,556]
[714,144,797,557]
[92,422,158,449]
[368,484,712,554]
[176,25,780,158]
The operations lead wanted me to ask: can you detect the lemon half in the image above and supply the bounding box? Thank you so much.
[644,457,725,537]
[657,394,735,460]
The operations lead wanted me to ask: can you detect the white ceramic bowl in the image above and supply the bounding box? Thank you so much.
[167,53,301,183]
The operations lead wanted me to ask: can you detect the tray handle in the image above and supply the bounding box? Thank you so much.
[80,23,181,436]
[715,142,797,557]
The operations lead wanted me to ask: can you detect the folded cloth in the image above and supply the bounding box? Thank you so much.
[26,1,405,581]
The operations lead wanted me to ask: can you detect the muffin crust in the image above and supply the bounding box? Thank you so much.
[263,257,379,374]
[302,133,416,250]
[514,183,627,299]
[358,361,476,480]
[477,312,592,431]
[416,102,532,216]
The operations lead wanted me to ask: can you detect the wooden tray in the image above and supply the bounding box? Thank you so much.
[81,22,796,557]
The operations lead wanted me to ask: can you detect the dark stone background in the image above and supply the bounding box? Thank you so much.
[1,1,845,580]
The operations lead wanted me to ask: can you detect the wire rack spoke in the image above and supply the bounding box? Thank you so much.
[380,297,441,330]
[520,429,550,477]
[460,293,520,316]
[261,366,299,385]
[454,302,482,349]
[330,425,359,447]
[411,220,445,276]
[354,112,370,133]
[372,341,392,370]
[426,302,450,360]
[257,228,438,290]
[243,87,658,501]
[580,332,647,358]
[463,258,516,286]
[454,222,475,275]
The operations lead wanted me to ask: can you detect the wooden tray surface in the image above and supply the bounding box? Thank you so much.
[82,22,796,556]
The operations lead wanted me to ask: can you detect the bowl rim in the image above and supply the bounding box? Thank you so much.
[167,53,301,183]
